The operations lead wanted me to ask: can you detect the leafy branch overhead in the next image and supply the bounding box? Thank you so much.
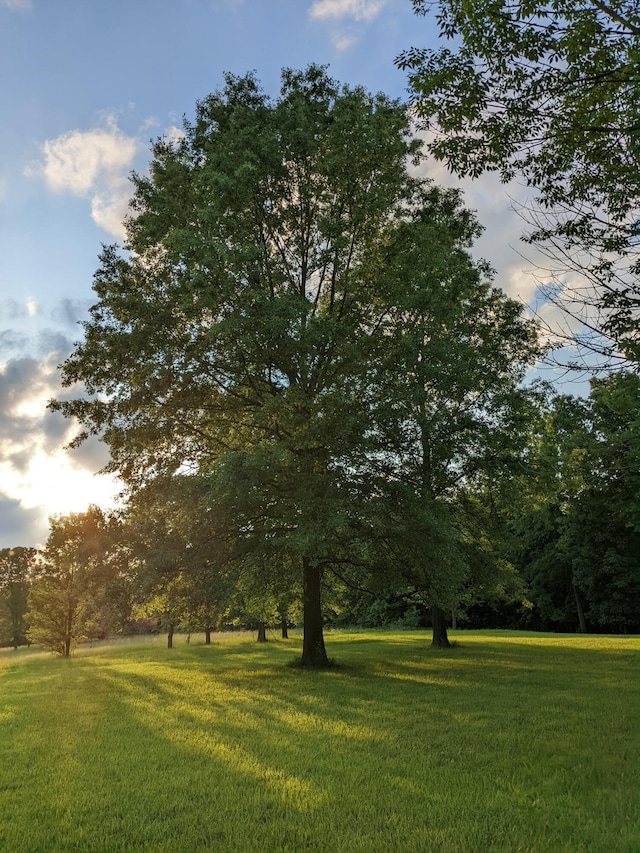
[398,0,640,367]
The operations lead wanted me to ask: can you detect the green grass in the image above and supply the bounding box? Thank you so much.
[0,630,638,852]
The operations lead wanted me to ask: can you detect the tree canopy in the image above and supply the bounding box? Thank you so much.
[26,507,115,656]
[52,66,540,663]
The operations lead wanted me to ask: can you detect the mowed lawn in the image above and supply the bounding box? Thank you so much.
[0,631,637,853]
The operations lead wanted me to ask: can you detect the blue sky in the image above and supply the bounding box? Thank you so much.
[0,0,571,548]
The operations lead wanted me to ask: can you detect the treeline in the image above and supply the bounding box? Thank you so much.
[2,370,638,654]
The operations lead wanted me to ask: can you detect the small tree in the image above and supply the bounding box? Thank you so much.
[0,547,37,649]
[123,475,235,645]
[26,507,111,656]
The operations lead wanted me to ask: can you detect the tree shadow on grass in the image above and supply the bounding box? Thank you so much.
[1,633,638,852]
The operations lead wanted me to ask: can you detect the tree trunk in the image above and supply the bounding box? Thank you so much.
[301,557,329,667]
[573,585,587,633]
[451,610,457,630]
[205,626,211,645]
[431,606,451,648]
[257,621,267,643]
[167,623,174,649]
[281,614,289,639]
[64,604,73,658]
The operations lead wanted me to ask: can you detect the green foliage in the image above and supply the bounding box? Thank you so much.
[0,632,638,852]
[565,372,640,629]
[399,0,640,365]
[50,65,543,661]
[356,186,540,618]
[499,374,640,632]
[123,475,237,641]
[0,547,37,648]
[26,507,122,656]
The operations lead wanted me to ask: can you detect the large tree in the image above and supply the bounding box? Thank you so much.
[398,0,640,367]
[52,66,429,666]
[52,66,542,662]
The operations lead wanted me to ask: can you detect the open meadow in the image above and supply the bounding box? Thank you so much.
[0,630,638,852]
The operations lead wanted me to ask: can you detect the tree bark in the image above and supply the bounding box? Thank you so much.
[64,605,73,657]
[573,585,587,633]
[451,610,458,630]
[257,621,267,643]
[167,623,174,649]
[301,557,329,667]
[431,606,451,648]
[205,626,211,645]
[281,614,289,639]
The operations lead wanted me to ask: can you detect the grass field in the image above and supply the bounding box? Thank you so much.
[0,630,638,852]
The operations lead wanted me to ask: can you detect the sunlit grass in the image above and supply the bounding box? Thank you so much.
[0,630,638,852]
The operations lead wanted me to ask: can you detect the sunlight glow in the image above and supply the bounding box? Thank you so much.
[0,448,119,519]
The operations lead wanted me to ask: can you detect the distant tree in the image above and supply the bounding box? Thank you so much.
[142,574,193,648]
[509,393,592,631]
[26,506,113,656]
[225,550,302,642]
[398,0,640,367]
[565,372,640,630]
[503,376,640,632]
[0,547,38,649]
[123,475,235,645]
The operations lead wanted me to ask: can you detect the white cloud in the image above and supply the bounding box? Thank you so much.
[0,0,31,10]
[164,124,186,147]
[309,0,383,22]
[0,353,120,546]
[412,136,542,303]
[89,176,133,238]
[35,118,136,195]
[413,134,605,382]
[26,117,138,239]
[331,31,359,51]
